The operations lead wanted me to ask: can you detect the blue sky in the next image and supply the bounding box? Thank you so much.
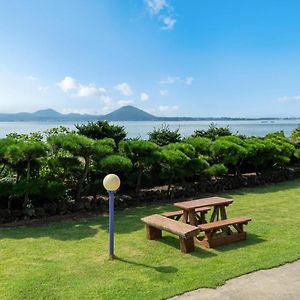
[1,0,300,117]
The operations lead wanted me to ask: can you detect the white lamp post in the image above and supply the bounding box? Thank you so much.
[103,174,121,259]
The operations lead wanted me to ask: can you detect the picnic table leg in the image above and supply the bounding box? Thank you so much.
[182,210,189,223]
[219,205,232,235]
[188,210,197,226]
[210,206,220,222]
[219,206,227,219]
[179,237,195,253]
[146,225,162,240]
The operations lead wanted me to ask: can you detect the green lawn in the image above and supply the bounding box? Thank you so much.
[1,180,300,300]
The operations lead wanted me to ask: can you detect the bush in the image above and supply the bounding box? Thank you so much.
[76,121,126,145]
[148,124,181,146]
[192,123,232,140]
[206,163,228,177]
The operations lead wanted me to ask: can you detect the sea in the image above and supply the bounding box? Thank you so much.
[0,120,299,139]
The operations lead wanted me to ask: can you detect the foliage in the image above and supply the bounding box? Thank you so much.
[96,154,133,175]
[206,163,228,177]
[119,140,160,193]
[160,148,190,193]
[0,120,299,211]
[48,134,114,201]
[184,137,212,155]
[76,120,126,145]
[290,125,300,147]
[210,136,247,175]
[192,123,232,140]
[148,124,181,146]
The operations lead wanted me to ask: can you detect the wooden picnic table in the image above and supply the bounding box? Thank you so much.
[174,196,233,226]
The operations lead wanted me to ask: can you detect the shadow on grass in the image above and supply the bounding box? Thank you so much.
[150,235,217,258]
[116,256,178,273]
[211,233,266,253]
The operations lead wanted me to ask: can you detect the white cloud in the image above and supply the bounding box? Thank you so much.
[100,95,116,114]
[76,84,106,97]
[277,95,300,103]
[161,17,176,30]
[57,76,106,97]
[159,76,194,85]
[114,82,133,96]
[117,99,134,106]
[160,89,169,96]
[185,76,194,85]
[159,105,179,113]
[140,92,150,102]
[145,0,177,30]
[145,0,167,15]
[159,76,179,84]
[57,76,78,92]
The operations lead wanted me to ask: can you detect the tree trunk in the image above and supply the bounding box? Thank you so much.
[136,168,143,195]
[76,156,90,202]
[8,196,12,213]
[167,176,173,198]
[24,160,31,208]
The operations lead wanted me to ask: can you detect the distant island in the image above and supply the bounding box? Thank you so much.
[0,105,299,122]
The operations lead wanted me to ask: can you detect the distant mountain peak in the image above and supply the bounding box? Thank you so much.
[33,108,62,116]
[103,105,156,121]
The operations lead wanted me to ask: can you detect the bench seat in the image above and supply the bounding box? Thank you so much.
[141,214,200,253]
[197,216,252,248]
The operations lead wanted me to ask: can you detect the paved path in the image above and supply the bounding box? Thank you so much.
[170,260,300,300]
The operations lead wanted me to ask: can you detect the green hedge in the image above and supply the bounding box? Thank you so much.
[0,122,299,211]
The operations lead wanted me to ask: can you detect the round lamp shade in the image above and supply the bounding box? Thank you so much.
[103,174,121,191]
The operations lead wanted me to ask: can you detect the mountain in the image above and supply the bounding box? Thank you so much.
[0,109,101,122]
[0,105,297,122]
[104,106,157,121]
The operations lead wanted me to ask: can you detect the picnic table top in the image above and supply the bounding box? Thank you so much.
[174,196,233,211]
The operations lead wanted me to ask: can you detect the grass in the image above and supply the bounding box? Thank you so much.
[1,180,300,300]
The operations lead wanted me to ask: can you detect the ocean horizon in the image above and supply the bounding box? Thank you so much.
[0,119,299,139]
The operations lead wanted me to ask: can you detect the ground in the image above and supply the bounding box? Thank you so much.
[171,260,300,300]
[0,180,300,300]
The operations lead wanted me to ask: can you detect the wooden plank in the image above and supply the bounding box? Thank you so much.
[175,197,233,211]
[179,237,195,253]
[219,206,227,219]
[146,225,162,240]
[199,217,252,231]
[188,210,197,226]
[141,214,200,238]
[162,207,211,219]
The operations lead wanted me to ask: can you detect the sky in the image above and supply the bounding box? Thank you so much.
[1,0,300,117]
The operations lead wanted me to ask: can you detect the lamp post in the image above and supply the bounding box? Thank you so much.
[103,174,121,259]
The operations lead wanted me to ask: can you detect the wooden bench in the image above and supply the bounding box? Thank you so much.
[198,217,252,248]
[141,214,200,253]
[161,207,211,224]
